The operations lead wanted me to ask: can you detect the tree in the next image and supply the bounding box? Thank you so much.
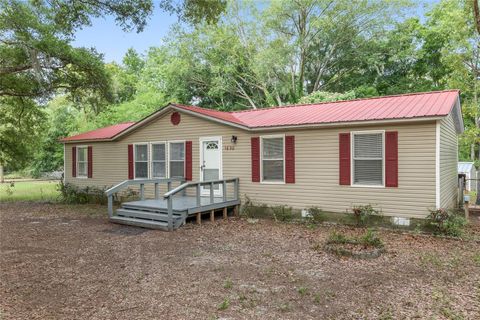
[299,91,356,104]
[0,0,225,170]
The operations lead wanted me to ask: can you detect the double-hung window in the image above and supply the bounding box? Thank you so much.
[77,146,88,177]
[169,142,185,178]
[151,143,166,178]
[352,132,384,186]
[134,144,149,179]
[261,136,284,182]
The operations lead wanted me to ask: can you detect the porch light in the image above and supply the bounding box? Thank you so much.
[231,135,238,144]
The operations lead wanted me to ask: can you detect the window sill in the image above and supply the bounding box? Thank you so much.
[260,180,286,185]
[350,184,385,188]
[76,176,88,179]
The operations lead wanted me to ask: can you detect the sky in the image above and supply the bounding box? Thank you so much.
[73,8,178,63]
[72,1,439,64]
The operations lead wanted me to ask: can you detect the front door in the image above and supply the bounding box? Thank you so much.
[200,137,222,196]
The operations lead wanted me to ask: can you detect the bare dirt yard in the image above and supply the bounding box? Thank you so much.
[1,202,480,319]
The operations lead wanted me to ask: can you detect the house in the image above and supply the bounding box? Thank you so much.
[60,90,464,229]
[458,162,477,192]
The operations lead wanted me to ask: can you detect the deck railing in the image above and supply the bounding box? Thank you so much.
[163,178,240,230]
[105,178,185,217]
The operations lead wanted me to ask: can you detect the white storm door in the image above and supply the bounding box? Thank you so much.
[200,137,222,196]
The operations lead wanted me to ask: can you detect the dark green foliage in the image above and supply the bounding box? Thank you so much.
[326,229,384,248]
[351,204,380,226]
[305,207,325,224]
[240,195,269,218]
[424,209,468,237]
[360,229,384,247]
[271,205,294,222]
[58,181,107,204]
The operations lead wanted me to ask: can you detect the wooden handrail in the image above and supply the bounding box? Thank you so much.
[105,178,185,218]
[163,178,238,198]
[163,178,240,231]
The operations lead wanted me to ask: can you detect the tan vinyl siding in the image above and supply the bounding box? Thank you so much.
[65,110,437,218]
[439,115,458,209]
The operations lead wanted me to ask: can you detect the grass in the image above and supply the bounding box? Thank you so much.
[217,298,230,310]
[0,180,60,202]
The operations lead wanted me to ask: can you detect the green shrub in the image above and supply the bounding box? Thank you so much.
[360,229,384,247]
[327,231,349,244]
[326,229,383,248]
[351,204,380,225]
[305,206,325,224]
[424,209,468,237]
[241,195,269,218]
[58,181,107,204]
[271,205,294,222]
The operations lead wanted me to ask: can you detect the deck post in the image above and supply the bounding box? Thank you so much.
[167,181,172,192]
[167,196,173,231]
[233,205,239,217]
[196,212,202,224]
[154,183,159,200]
[196,184,201,206]
[210,182,214,204]
[140,183,145,201]
[107,195,113,218]
[222,181,227,202]
[223,207,227,219]
[210,210,215,222]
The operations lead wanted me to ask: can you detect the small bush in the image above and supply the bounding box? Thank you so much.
[360,229,384,247]
[326,229,383,248]
[351,204,380,225]
[58,181,107,204]
[304,206,325,224]
[271,205,294,222]
[327,231,349,244]
[241,195,269,218]
[424,209,468,237]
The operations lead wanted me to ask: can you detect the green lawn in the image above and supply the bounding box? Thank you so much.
[0,180,60,202]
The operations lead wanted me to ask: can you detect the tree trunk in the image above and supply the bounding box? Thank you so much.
[0,165,4,183]
[474,0,480,34]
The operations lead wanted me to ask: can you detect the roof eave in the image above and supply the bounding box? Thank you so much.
[60,138,114,143]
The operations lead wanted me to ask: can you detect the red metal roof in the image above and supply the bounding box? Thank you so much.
[61,90,459,142]
[60,122,135,142]
[174,90,460,128]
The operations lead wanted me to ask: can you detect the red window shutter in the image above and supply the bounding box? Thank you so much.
[72,146,77,177]
[128,144,134,179]
[285,136,295,183]
[251,137,260,182]
[339,133,351,185]
[385,131,398,187]
[185,141,192,181]
[87,146,93,178]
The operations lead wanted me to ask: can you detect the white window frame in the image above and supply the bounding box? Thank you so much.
[76,145,88,179]
[150,141,167,179]
[350,130,385,188]
[260,134,286,184]
[168,140,186,178]
[133,142,149,180]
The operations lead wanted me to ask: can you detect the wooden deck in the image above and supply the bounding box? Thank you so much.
[106,178,240,231]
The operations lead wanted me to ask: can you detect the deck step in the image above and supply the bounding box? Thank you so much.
[116,208,181,222]
[121,203,171,213]
[110,216,170,230]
